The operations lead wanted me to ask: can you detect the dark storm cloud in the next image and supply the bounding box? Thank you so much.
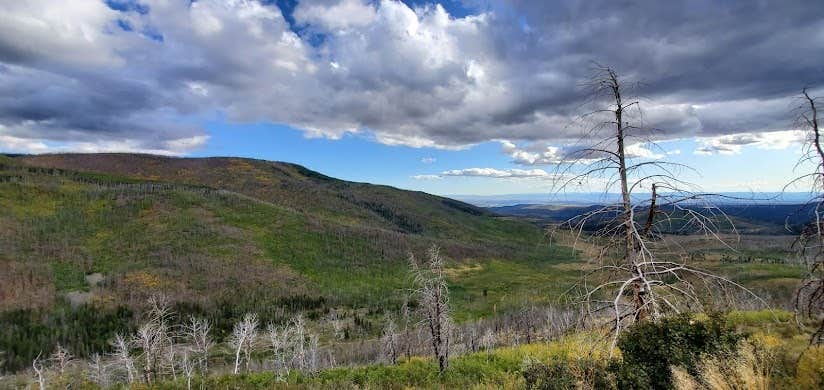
[0,0,821,154]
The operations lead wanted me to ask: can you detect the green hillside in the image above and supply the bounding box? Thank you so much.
[0,153,806,376]
[0,154,579,372]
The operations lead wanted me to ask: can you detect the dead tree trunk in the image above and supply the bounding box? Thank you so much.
[793,87,824,345]
[555,63,765,352]
[410,246,451,374]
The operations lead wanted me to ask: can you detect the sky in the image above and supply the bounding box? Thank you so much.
[1,0,823,196]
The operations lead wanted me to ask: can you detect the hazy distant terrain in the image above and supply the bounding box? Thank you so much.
[488,202,816,235]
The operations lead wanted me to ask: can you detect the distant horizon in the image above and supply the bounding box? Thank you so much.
[5,151,817,199]
[451,191,816,207]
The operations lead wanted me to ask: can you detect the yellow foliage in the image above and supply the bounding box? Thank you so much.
[795,346,824,390]
[675,339,777,390]
[123,271,165,289]
[493,330,615,363]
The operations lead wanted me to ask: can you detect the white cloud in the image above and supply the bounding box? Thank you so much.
[0,0,122,68]
[411,174,441,180]
[0,0,821,156]
[500,140,665,166]
[294,0,377,30]
[420,157,436,164]
[0,131,49,154]
[414,167,551,179]
[695,130,805,155]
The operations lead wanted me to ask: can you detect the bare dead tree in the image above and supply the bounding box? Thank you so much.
[32,352,46,390]
[553,64,763,352]
[291,314,307,371]
[179,351,195,390]
[400,298,413,359]
[326,310,345,340]
[182,316,213,373]
[266,322,292,381]
[307,334,319,374]
[381,314,399,365]
[130,296,174,383]
[49,344,72,375]
[86,353,109,388]
[229,313,259,375]
[110,333,137,384]
[789,87,824,344]
[480,328,496,351]
[410,245,452,374]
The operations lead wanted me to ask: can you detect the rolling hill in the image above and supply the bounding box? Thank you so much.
[1,153,806,374]
[0,153,575,371]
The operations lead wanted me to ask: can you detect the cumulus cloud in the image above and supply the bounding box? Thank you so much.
[0,0,822,155]
[294,0,377,30]
[500,140,665,165]
[695,130,805,155]
[420,157,436,164]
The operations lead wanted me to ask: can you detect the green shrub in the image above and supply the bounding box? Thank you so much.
[617,312,741,389]
[522,358,576,390]
[608,360,651,390]
[522,358,614,390]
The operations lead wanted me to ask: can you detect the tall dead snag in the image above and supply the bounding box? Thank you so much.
[410,246,451,374]
[134,296,173,384]
[229,313,259,374]
[556,64,761,351]
[32,352,47,390]
[381,313,399,365]
[790,87,824,344]
[182,316,213,373]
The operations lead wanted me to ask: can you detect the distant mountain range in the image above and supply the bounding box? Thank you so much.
[487,202,816,235]
[453,192,815,207]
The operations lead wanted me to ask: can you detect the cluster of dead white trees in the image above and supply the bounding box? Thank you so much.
[23,297,328,389]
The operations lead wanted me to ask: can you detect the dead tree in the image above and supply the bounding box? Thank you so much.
[86,353,109,388]
[110,333,137,384]
[555,64,763,351]
[179,351,195,390]
[410,245,452,374]
[789,87,824,344]
[266,322,292,380]
[229,313,259,374]
[32,352,46,390]
[182,316,213,373]
[291,314,307,371]
[381,314,399,365]
[49,344,73,375]
[400,298,414,359]
[133,297,172,383]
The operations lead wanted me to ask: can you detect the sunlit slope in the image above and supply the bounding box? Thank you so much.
[1,154,568,315]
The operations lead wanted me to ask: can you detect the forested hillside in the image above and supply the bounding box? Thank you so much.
[0,154,572,372]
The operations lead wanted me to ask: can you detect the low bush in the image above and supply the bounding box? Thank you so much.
[617,313,741,389]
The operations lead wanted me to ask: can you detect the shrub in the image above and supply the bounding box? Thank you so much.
[796,346,824,390]
[521,357,615,390]
[617,313,741,389]
[608,360,651,390]
[522,358,577,390]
